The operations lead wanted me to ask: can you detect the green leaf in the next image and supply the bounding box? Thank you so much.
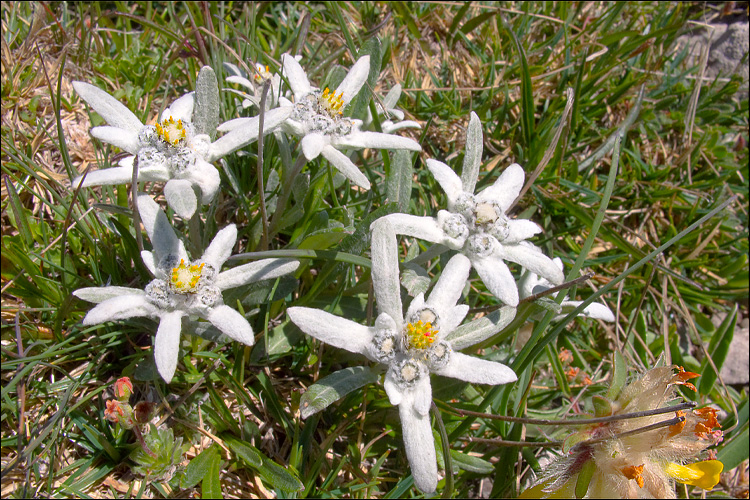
[607,351,627,400]
[698,305,737,395]
[449,449,494,474]
[447,2,473,39]
[224,436,263,468]
[445,306,516,350]
[300,203,398,303]
[195,65,220,139]
[577,85,645,173]
[401,262,430,297]
[562,431,588,454]
[459,10,496,36]
[202,448,223,499]
[4,178,34,246]
[502,20,534,149]
[592,395,614,417]
[386,149,414,213]
[223,433,302,492]
[575,459,596,498]
[535,297,563,314]
[547,344,570,397]
[350,36,382,120]
[298,228,349,250]
[181,445,219,489]
[391,2,422,41]
[256,457,304,493]
[461,112,483,193]
[250,320,304,362]
[229,274,298,307]
[716,424,749,472]
[300,366,380,419]
[79,421,120,462]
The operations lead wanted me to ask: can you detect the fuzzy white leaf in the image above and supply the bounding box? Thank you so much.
[434,352,517,385]
[201,224,237,271]
[216,259,299,291]
[74,286,145,304]
[164,179,198,218]
[205,305,254,345]
[73,81,143,133]
[287,307,373,359]
[154,311,184,383]
[399,395,438,493]
[320,145,370,189]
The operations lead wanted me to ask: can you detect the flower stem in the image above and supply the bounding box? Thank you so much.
[131,154,143,252]
[462,415,687,450]
[519,272,595,304]
[570,415,686,450]
[257,80,271,251]
[268,155,307,237]
[132,424,157,459]
[446,400,696,426]
[432,402,454,498]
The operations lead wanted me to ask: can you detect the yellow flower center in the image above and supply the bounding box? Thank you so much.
[155,116,187,146]
[254,64,271,83]
[170,259,204,293]
[319,87,344,116]
[405,320,438,350]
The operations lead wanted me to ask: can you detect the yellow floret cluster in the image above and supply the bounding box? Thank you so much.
[319,87,345,116]
[170,259,204,293]
[155,116,187,146]
[406,320,438,350]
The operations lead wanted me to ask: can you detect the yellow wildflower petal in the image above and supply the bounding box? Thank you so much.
[519,477,577,499]
[665,460,723,490]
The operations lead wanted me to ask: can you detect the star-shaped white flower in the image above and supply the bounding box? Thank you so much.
[380,112,564,306]
[223,58,301,111]
[222,54,421,190]
[288,219,516,493]
[519,257,615,322]
[72,69,292,218]
[74,194,299,382]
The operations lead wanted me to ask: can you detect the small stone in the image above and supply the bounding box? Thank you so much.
[720,323,749,386]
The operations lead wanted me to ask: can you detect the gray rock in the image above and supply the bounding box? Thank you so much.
[720,322,749,385]
[710,310,750,386]
[677,20,749,101]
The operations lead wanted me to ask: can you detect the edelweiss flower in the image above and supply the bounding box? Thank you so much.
[74,195,299,382]
[288,219,516,493]
[72,68,291,218]
[519,257,615,321]
[521,366,724,499]
[223,60,286,110]
[222,54,421,190]
[381,112,563,306]
[363,83,421,134]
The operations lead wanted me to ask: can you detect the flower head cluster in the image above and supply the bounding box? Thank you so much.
[74,195,299,382]
[522,366,724,498]
[289,219,517,493]
[381,112,563,306]
[224,59,288,111]
[72,67,291,218]
[221,54,421,190]
[103,377,137,428]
